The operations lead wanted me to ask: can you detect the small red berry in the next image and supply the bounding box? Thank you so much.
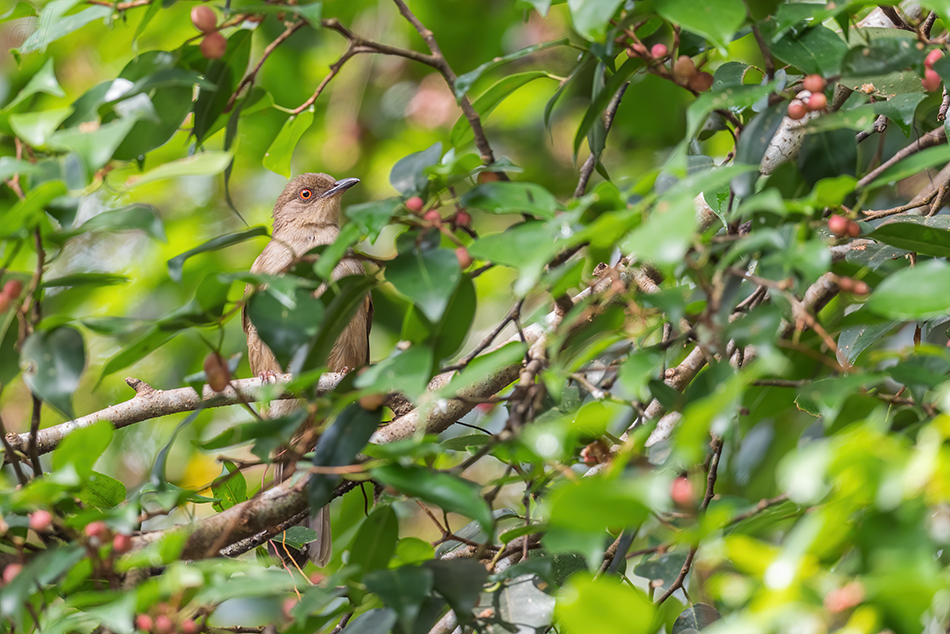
[925,49,944,68]
[200,32,226,60]
[423,210,442,226]
[113,533,132,554]
[282,597,298,620]
[806,92,827,111]
[672,55,696,84]
[135,614,154,632]
[671,477,695,508]
[455,246,472,269]
[650,43,668,59]
[190,6,217,33]
[405,196,424,213]
[802,74,826,93]
[180,619,199,634]
[626,42,647,58]
[29,510,52,532]
[3,279,22,299]
[847,221,861,238]
[688,71,714,93]
[84,521,110,545]
[838,277,855,292]
[923,68,942,92]
[852,281,870,295]
[0,295,10,313]
[454,210,471,226]
[787,99,807,120]
[154,614,173,634]
[828,214,849,237]
[477,171,502,184]
[2,563,22,583]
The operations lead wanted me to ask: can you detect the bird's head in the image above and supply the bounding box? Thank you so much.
[271,172,360,230]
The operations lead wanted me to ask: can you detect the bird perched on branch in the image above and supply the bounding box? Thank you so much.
[243,172,372,566]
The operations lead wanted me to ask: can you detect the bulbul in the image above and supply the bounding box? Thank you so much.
[243,172,372,566]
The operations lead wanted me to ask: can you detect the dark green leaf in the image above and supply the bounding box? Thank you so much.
[673,604,722,633]
[354,345,433,401]
[842,36,919,77]
[385,247,461,323]
[193,29,252,145]
[167,226,267,283]
[21,326,85,418]
[346,198,399,242]
[771,25,848,76]
[273,525,320,550]
[371,465,494,534]
[732,102,787,197]
[423,559,488,625]
[0,180,67,237]
[52,203,166,243]
[41,273,129,288]
[349,506,399,575]
[573,57,641,156]
[451,72,552,147]
[868,216,950,257]
[363,566,433,633]
[246,286,325,370]
[633,551,688,588]
[339,609,397,634]
[390,143,442,196]
[455,39,568,97]
[567,0,624,40]
[308,404,381,509]
[838,317,899,365]
[78,471,127,509]
[52,420,112,478]
[460,181,557,219]
[98,327,177,382]
[0,546,85,620]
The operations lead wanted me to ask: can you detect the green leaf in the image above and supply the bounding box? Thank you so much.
[573,57,641,156]
[346,198,399,242]
[455,39,568,98]
[865,259,950,320]
[460,181,557,219]
[865,144,950,189]
[363,567,433,634]
[4,58,65,110]
[0,546,85,621]
[339,609,397,634]
[211,462,247,512]
[349,506,399,575]
[634,551,689,589]
[685,80,779,139]
[868,217,950,258]
[672,604,722,634]
[771,25,848,76]
[548,477,650,532]
[18,1,110,54]
[52,420,112,478]
[838,316,899,365]
[371,465,494,534]
[731,103,787,197]
[21,326,85,419]
[9,106,73,146]
[556,574,656,634]
[0,180,67,237]
[126,151,235,189]
[390,143,442,196]
[385,247,462,322]
[263,108,315,177]
[47,116,139,174]
[273,525,320,550]
[450,72,552,148]
[842,36,920,77]
[308,404,381,509]
[246,286,325,370]
[422,560,488,625]
[51,203,166,244]
[654,0,746,52]
[193,29,252,145]
[78,471,127,509]
[567,0,624,41]
[167,226,267,283]
[468,220,559,295]
[355,345,433,402]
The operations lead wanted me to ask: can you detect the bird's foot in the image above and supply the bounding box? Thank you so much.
[258,370,279,384]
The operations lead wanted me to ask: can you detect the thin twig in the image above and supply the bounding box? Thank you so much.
[226,20,306,113]
[878,5,913,30]
[441,299,524,373]
[855,114,888,143]
[857,126,947,189]
[574,81,631,197]
[861,189,936,219]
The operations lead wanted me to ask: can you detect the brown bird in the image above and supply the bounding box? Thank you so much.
[243,172,372,566]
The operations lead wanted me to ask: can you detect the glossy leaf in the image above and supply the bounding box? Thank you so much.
[672,604,722,633]
[567,0,624,40]
[455,39,568,97]
[655,0,746,52]
[339,609,398,634]
[460,181,557,219]
[390,143,442,196]
[52,420,112,478]
[371,464,494,534]
[18,2,110,54]
[556,574,656,634]
[385,246,461,322]
[246,286,325,370]
[771,25,848,76]
[451,72,552,147]
[167,226,267,283]
[211,462,247,512]
[263,108,315,177]
[423,559,488,624]
[193,30,252,145]
[868,216,950,257]
[126,151,235,189]
[841,34,919,77]
[308,404,381,509]
[349,505,399,576]
[865,259,950,319]
[4,58,65,109]
[363,566,433,634]
[21,327,85,419]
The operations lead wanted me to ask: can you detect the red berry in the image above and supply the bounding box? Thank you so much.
[423,210,442,226]
[477,171,502,184]
[847,221,861,238]
[200,32,226,60]
[203,352,230,393]
[0,295,9,313]
[2,563,22,583]
[3,279,22,299]
[190,6,217,33]
[455,246,472,269]
[29,510,52,532]
[671,477,695,507]
[626,42,647,58]
[135,614,154,632]
[852,281,869,295]
[180,619,199,634]
[828,214,848,237]
[282,597,297,620]
[113,533,132,554]
[405,196,424,213]
[802,74,826,93]
[806,92,827,111]
[787,99,807,120]
[689,71,713,93]
[454,210,471,226]
[672,55,696,84]
[650,43,668,59]
[923,68,942,92]
[154,615,173,634]
[926,49,944,68]
[84,521,110,544]
[838,277,855,292]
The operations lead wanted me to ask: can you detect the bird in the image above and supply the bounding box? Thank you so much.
[243,172,372,566]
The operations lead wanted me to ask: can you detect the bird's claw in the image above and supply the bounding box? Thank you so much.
[259,370,279,384]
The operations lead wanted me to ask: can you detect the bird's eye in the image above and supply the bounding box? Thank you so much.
[299,188,313,200]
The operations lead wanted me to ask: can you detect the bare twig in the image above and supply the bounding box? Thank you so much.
[857,126,947,189]
[878,5,913,30]
[226,20,306,113]
[574,81,631,197]
[855,114,888,143]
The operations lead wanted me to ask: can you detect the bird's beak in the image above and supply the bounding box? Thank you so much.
[320,177,360,199]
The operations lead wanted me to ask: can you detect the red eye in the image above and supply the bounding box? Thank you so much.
[299,188,313,200]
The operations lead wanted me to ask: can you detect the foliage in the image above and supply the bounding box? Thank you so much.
[1,1,950,633]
